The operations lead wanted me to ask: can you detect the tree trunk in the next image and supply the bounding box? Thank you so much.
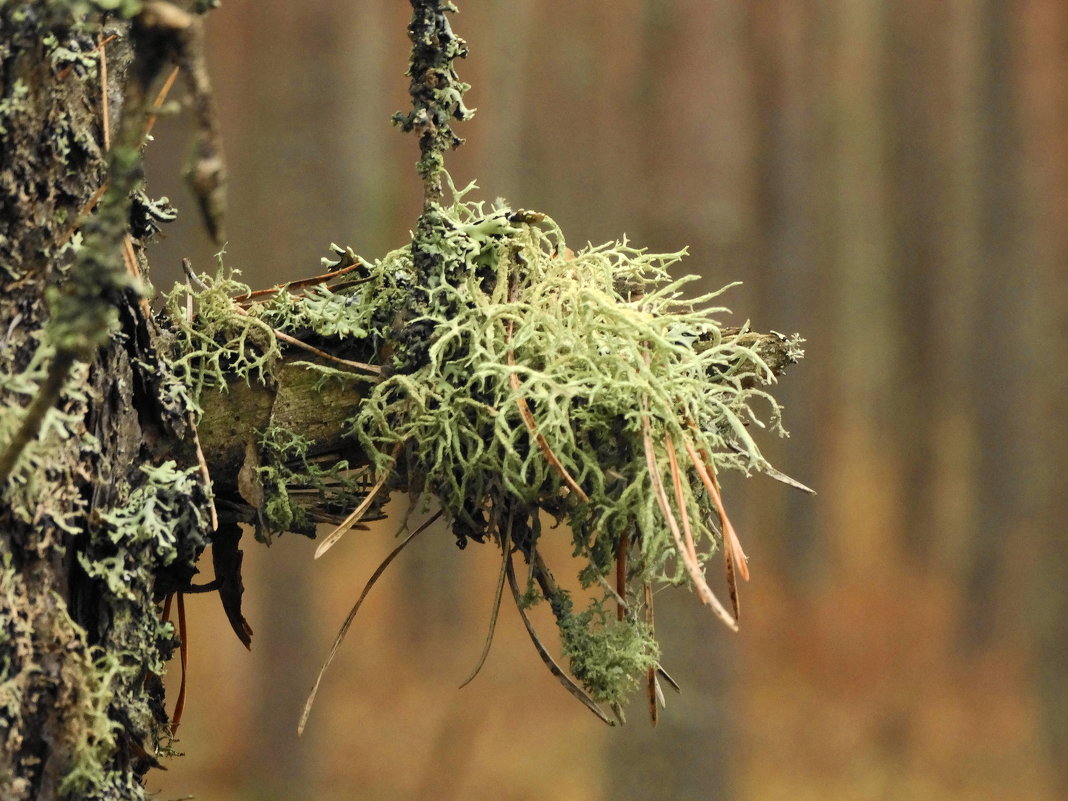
[0,5,212,799]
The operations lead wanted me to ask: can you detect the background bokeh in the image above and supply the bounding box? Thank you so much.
[146,2,1067,799]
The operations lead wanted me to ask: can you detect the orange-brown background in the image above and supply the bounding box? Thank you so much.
[147,2,1067,799]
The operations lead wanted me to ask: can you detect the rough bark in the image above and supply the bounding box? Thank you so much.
[0,5,212,799]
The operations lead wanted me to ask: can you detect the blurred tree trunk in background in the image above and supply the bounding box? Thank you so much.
[739,1,1068,797]
[1018,1,1068,795]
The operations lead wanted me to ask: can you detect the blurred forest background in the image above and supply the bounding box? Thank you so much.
[146,1,1066,800]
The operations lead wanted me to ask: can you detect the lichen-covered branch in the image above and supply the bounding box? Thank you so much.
[164,186,806,723]
[392,0,474,204]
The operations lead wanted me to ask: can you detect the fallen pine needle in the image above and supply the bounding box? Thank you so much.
[298,509,442,735]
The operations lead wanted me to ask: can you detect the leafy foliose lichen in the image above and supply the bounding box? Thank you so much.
[78,461,207,602]
[0,343,95,537]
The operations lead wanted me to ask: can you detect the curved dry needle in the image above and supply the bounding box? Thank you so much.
[664,437,698,564]
[656,665,681,694]
[683,437,749,583]
[505,549,614,726]
[644,581,658,726]
[298,509,442,736]
[615,531,630,622]
[673,435,740,619]
[642,414,737,631]
[314,444,401,559]
[458,524,510,689]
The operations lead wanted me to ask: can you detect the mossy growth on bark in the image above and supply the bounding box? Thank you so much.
[1,2,216,798]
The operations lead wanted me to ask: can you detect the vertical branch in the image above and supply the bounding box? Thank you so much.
[392,0,475,205]
[390,0,476,371]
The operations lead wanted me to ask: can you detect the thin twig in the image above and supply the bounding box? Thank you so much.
[143,65,181,139]
[234,259,368,303]
[657,666,681,694]
[298,509,441,736]
[58,183,109,248]
[505,319,588,502]
[188,411,218,531]
[223,297,381,375]
[728,441,815,494]
[122,234,154,319]
[98,32,112,151]
[664,435,699,564]
[272,328,381,376]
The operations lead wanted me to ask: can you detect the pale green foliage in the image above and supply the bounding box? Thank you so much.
[0,344,94,534]
[348,184,789,703]
[56,647,138,796]
[256,423,374,536]
[557,598,660,707]
[357,185,782,581]
[0,78,28,135]
[261,242,413,350]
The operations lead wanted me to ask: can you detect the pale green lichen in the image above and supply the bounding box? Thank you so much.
[166,178,796,710]
[0,344,95,537]
[348,184,788,701]
[556,596,660,707]
[78,461,206,601]
[0,79,29,136]
[163,264,281,410]
[357,182,781,562]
